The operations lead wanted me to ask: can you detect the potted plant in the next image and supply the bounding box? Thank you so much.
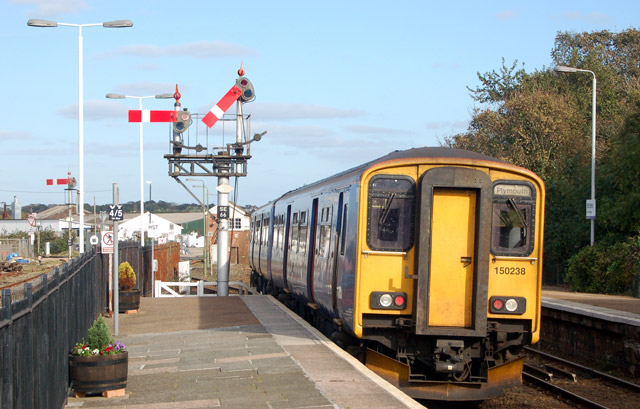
[69,316,128,397]
[118,261,141,313]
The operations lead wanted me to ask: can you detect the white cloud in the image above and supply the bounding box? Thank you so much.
[242,102,365,121]
[14,0,88,17]
[495,10,518,21]
[432,62,463,70]
[343,125,410,136]
[56,99,127,120]
[104,40,256,59]
[109,82,178,97]
[0,130,37,141]
[553,11,614,25]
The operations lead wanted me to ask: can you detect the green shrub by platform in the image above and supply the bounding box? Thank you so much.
[87,316,113,351]
[566,236,639,295]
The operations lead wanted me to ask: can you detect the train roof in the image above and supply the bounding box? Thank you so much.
[258,147,508,209]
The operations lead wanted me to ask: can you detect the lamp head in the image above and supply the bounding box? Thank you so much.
[103,20,133,28]
[555,65,578,73]
[27,19,57,27]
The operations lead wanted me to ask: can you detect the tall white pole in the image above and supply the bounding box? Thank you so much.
[139,98,145,246]
[78,26,85,254]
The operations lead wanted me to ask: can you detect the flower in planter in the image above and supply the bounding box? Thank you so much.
[118,261,137,290]
[71,316,126,356]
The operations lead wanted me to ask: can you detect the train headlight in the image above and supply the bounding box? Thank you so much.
[379,294,393,307]
[489,296,526,315]
[370,292,407,310]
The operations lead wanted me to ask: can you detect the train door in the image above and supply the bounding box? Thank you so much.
[331,192,345,312]
[282,205,291,289]
[416,167,491,336]
[429,188,475,327]
[307,199,319,302]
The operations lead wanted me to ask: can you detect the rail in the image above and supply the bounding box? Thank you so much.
[154,279,257,297]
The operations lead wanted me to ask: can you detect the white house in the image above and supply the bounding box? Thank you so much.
[118,212,183,242]
[209,202,251,231]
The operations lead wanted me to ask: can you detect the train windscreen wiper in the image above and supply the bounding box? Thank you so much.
[508,197,528,230]
[379,193,396,226]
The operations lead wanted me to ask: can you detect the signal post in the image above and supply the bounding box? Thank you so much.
[163,64,263,296]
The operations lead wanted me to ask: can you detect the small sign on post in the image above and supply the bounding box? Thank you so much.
[586,199,596,220]
[109,205,124,221]
[101,231,114,254]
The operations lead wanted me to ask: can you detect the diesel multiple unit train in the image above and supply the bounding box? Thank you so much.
[249,147,545,401]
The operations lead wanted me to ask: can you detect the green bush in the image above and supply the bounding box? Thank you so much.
[87,316,113,350]
[566,236,639,295]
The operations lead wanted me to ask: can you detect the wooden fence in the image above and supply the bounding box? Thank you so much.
[0,241,180,408]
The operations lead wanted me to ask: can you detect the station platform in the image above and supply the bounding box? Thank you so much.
[542,288,640,326]
[65,295,423,409]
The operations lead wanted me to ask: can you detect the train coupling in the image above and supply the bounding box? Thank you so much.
[433,339,466,373]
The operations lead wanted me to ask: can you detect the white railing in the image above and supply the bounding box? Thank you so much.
[153,280,257,297]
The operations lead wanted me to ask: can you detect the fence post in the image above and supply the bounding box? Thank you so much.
[1,289,13,407]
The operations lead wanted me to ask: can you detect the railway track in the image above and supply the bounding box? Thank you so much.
[523,346,640,409]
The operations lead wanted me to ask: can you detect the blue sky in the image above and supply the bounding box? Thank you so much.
[2,0,639,210]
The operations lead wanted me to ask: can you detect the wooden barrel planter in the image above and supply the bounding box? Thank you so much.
[69,351,128,394]
[119,289,141,312]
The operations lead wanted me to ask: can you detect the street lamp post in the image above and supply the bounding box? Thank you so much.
[555,65,597,246]
[146,180,152,202]
[106,93,173,246]
[187,179,209,275]
[28,18,133,254]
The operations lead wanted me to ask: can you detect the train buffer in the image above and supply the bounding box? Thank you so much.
[65,295,424,409]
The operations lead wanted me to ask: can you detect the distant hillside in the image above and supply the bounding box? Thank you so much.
[21,201,255,215]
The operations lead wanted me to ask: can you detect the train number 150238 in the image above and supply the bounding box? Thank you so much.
[494,266,526,275]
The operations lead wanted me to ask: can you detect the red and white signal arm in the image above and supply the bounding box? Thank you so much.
[202,85,242,128]
[128,110,177,123]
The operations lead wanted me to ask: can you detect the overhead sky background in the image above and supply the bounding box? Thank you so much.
[3,0,639,209]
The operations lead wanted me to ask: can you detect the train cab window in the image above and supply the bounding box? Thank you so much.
[367,175,415,252]
[491,182,536,256]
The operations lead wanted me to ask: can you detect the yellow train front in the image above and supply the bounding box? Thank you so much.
[249,147,545,401]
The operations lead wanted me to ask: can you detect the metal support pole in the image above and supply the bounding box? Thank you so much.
[67,187,72,259]
[217,174,229,296]
[139,98,145,246]
[78,26,85,254]
[590,74,597,247]
[113,183,120,336]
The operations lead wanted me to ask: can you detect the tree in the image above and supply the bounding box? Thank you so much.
[444,28,640,289]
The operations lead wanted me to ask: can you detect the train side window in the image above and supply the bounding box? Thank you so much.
[367,176,415,252]
[491,182,536,256]
[291,213,299,252]
[318,206,332,258]
[262,217,270,245]
[299,211,308,254]
[340,204,348,255]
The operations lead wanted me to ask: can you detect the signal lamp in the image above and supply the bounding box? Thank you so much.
[236,76,255,102]
[173,109,192,134]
